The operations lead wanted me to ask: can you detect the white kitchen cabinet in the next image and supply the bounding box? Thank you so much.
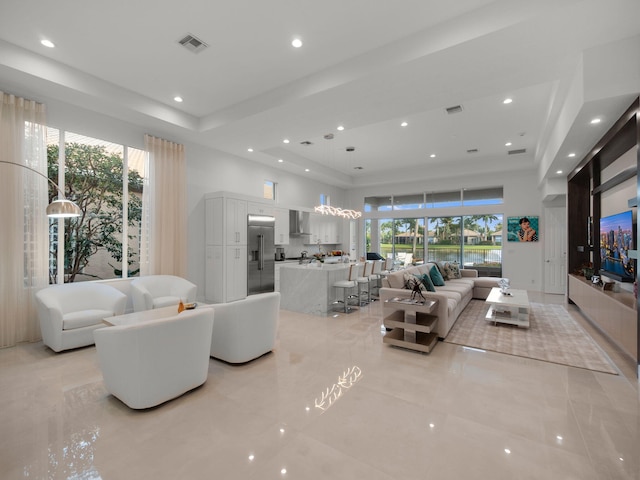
[226,197,248,245]
[226,245,247,302]
[248,202,274,216]
[205,193,248,303]
[307,214,342,244]
[274,207,289,245]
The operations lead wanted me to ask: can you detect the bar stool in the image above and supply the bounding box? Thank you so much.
[332,263,360,313]
[369,260,383,300]
[356,261,373,305]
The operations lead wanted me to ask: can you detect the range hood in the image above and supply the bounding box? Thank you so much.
[289,210,311,236]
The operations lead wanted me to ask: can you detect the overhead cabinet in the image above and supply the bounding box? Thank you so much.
[306,214,342,245]
[274,208,289,245]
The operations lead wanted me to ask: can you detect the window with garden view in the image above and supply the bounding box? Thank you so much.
[47,129,146,283]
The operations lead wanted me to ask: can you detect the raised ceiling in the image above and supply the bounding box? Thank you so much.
[0,0,638,188]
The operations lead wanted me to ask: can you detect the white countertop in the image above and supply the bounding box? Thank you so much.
[280,263,350,270]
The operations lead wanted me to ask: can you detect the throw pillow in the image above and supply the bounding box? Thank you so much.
[447,262,462,279]
[429,265,445,286]
[435,261,449,280]
[420,273,436,292]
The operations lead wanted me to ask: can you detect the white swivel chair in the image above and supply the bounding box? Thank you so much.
[332,263,361,313]
[94,308,214,409]
[35,282,127,352]
[130,275,197,312]
[356,261,373,305]
[210,292,280,364]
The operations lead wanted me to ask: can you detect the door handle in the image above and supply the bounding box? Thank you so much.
[259,234,264,270]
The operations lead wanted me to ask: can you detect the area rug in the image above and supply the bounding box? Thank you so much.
[444,300,618,375]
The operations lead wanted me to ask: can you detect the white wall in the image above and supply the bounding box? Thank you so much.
[345,169,545,290]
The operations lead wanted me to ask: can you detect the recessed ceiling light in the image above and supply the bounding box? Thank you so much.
[291,38,302,48]
[304,168,310,172]
[278,159,284,163]
[174,96,183,103]
[283,139,290,144]
[337,125,344,131]
[401,122,408,127]
[590,118,601,124]
[430,154,436,158]
[505,142,512,146]
[247,148,253,152]
[556,170,563,174]
[41,39,55,48]
[568,153,576,157]
[503,98,513,104]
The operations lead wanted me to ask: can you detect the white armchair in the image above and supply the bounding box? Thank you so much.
[210,292,280,364]
[93,308,214,409]
[130,275,197,312]
[35,283,127,352]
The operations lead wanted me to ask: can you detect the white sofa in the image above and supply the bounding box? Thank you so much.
[93,308,214,409]
[35,283,127,352]
[380,263,500,338]
[130,275,197,312]
[210,292,280,364]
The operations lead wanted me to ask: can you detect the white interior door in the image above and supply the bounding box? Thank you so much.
[544,206,567,294]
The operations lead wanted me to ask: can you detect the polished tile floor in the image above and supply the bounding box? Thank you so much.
[1,292,638,480]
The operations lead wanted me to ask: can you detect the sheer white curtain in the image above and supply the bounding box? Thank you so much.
[140,134,187,276]
[0,92,49,348]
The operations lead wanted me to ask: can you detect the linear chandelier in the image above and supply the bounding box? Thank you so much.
[314,204,362,219]
[0,160,81,218]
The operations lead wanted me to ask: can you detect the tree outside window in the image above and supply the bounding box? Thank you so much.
[47,130,144,283]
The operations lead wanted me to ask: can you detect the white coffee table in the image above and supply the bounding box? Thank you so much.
[485,287,530,327]
[103,305,208,326]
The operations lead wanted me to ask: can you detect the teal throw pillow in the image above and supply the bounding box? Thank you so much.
[420,273,436,292]
[429,265,445,286]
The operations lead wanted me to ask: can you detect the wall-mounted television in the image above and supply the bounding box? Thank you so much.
[599,210,635,282]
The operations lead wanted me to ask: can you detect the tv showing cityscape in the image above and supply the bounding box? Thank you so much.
[599,210,635,282]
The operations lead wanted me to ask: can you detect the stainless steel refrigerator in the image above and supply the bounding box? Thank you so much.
[247,214,275,295]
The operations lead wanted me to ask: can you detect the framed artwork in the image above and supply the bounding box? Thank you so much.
[507,216,539,242]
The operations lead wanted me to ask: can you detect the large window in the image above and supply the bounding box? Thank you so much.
[47,129,146,283]
[367,213,503,275]
[366,187,502,211]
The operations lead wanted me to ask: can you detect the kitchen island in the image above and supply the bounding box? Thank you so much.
[279,262,351,315]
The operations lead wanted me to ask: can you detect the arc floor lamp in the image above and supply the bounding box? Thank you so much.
[0,160,81,218]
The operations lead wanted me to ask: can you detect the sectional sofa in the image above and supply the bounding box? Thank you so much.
[379,263,500,338]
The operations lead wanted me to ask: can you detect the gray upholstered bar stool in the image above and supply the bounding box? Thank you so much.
[356,261,373,305]
[332,263,361,313]
[369,260,383,300]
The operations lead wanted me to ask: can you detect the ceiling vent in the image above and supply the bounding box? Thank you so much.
[323,133,334,140]
[508,148,527,155]
[178,34,208,53]
[300,141,313,146]
[466,148,478,153]
[446,105,463,114]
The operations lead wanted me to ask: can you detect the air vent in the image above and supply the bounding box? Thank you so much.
[446,105,463,114]
[353,166,364,170]
[508,148,527,155]
[467,148,478,153]
[323,133,334,140]
[178,34,208,53]
[300,141,313,145]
